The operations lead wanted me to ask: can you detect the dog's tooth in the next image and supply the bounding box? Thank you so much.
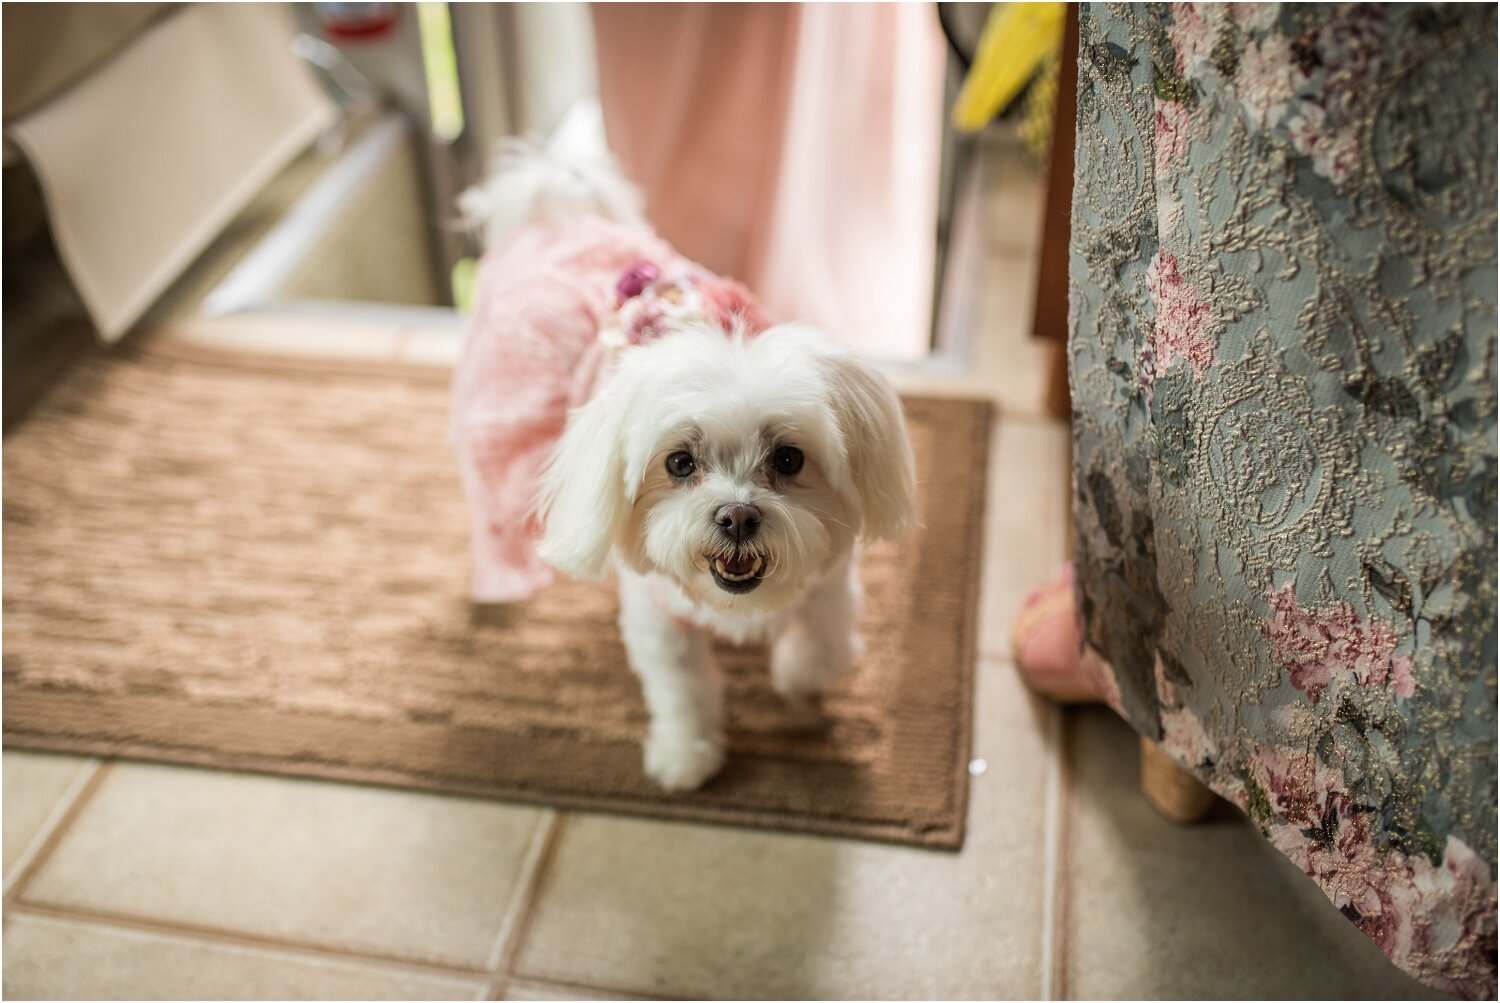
[711,553,764,583]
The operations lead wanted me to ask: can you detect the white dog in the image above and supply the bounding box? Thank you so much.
[453,146,915,790]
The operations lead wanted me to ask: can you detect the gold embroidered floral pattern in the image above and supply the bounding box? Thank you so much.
[1068,4,1497,996]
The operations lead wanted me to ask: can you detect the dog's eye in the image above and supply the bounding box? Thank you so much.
[665,451,696,479]
[772,446,804,476]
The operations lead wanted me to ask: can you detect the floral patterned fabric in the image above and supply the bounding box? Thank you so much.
[1068,4,1497,996]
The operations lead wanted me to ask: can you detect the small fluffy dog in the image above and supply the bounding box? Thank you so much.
[452,146,915,790]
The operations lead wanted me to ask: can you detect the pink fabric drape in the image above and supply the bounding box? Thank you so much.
[592,3,945,362]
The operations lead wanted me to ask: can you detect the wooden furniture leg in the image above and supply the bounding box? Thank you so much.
[1140,736,1216,823]
[1032,4,1079,421]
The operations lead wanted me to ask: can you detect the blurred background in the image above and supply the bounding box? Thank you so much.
[3,5,1454,1000]
[4,1,1043,390]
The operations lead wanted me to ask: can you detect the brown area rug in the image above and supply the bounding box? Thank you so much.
[3,341,989,848]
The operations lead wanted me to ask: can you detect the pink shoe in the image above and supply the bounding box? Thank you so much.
[1011,564,1102,703]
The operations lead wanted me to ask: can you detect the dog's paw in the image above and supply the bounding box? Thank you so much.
[643,729,725,791]
[772,626,858,701]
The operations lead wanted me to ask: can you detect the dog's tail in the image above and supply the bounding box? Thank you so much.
[457,137,645,250]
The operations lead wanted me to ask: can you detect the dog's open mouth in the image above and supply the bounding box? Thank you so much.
[710,552,765,594]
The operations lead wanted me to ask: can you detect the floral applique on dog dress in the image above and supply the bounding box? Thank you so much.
[450,216,772,603]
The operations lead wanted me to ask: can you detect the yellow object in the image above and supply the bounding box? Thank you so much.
[452,256,478,314]
[417,2,464,141]
[952,2,1067,133]
[1018,49,1060,166]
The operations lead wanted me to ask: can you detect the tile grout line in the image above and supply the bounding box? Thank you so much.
[3,758,108,900]
[4,755,542,986]
[1038,703,1065,1001]
[1046,359,1076,994]
[1051,708,1077,1001]
[481,820,679,1001]
[1051,361,1077,1003]
[501,974,681,1001]
[486,809,566,974]
[5,899,495,982]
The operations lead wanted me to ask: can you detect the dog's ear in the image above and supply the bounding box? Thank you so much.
[820,351,917,542]
[535,381,633,580]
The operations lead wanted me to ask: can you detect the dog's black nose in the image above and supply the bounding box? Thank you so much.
[715,503,761,541]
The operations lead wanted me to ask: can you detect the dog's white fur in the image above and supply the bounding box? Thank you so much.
[467,147,916,790]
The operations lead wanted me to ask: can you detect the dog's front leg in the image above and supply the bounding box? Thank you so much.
[617,577,725,790]
[771,554,861,700]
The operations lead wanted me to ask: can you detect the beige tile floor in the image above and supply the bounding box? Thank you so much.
[2,137,1443,1000]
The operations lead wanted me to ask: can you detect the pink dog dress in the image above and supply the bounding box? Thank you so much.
[451,217,772,603]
